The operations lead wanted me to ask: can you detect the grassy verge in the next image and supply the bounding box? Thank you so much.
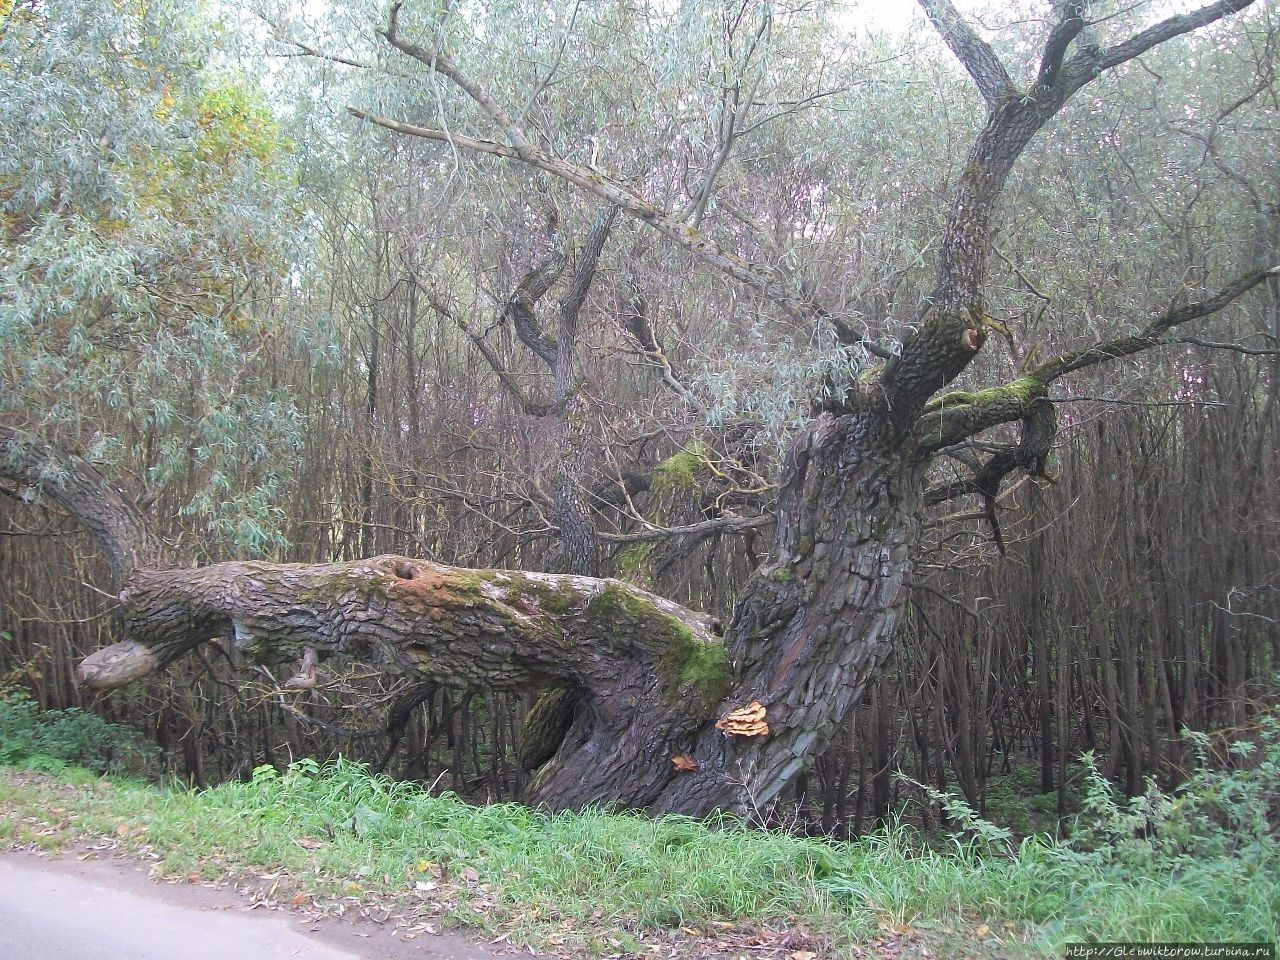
[0,760,970,957]
[2,743,1277,959]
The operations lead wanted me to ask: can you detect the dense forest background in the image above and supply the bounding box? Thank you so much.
[1,0,1277,835]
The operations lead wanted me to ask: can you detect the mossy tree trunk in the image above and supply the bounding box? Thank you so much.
[102,556,735,813]
[649,415,922,815]
[1,420,921,816]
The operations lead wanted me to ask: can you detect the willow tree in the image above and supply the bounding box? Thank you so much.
[0,0,308,557]
[5,0,1276,817]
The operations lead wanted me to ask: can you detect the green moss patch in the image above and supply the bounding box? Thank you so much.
[651,440,710,496]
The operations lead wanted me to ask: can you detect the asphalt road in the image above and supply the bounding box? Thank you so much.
[0,854,493,960]
[0,856,368,960]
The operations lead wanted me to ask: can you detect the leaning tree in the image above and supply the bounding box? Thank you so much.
[4,0,1276,817]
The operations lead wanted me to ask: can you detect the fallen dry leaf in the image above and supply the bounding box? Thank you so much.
[671,754,698,772]
[295,837,322,850]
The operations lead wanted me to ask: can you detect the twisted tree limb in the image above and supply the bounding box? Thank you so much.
[0,427,164,587]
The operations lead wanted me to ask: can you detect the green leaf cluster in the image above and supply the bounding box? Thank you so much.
[0,0,314,556]
[0,687,162,777]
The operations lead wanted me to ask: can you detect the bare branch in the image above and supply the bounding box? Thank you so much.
[1049,395,1229,408]
[622,296,695,401]
[1035,0,1087,91]
[346,108,802,314]
[259,15,417,80]
[560,206,619,327]
[910,579,996,619]
[917,0,1017,107]
[381,0,535,155]
[683,7,771,228]
[601,513,772,544]
[1177,336,1280,356]
[519,0,583,122]
[1029,265,1278,382]
[419,283,560,418]
[1062,0,1258,95]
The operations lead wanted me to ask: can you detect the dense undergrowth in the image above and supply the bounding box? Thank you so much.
[1,692,1277,957]
[0,689,161,777]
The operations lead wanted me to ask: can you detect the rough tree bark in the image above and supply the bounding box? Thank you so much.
[4,0,1275,819]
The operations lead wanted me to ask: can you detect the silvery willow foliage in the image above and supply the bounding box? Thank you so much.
[0,0,310,556]
[693,321,876,452]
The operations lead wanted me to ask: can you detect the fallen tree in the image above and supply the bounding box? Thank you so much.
[4,0,1276,817]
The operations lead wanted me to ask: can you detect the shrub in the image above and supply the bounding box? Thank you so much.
[910,708,1280,946]
[0,688,163,777]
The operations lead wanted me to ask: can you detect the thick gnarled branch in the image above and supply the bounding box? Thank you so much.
[915,265,1279,453]
[917,0,1016,106]
[884,0,1260,429]
[79,555,722,694]
[560,206,618,333]
[1064,0,1257,95]
[923,397,1056,552]
[1029,265,1279,382]
[1035,0,1086,91]
[6,427,739,813]
[0,427,164,587]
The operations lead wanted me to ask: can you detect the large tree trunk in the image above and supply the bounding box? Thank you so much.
[647,413,921,816]
[2,417,921,816]
[552,395,600,579]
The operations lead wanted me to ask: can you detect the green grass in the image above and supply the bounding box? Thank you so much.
[3,695,1278,957]
[2,753,1277,957]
